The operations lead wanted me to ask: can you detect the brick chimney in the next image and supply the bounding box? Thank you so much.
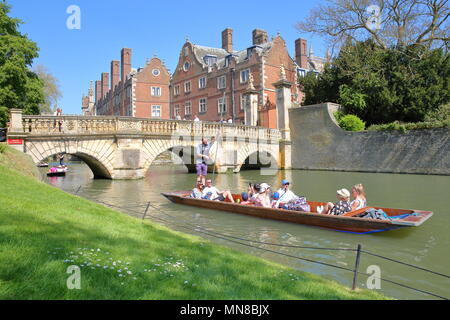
[111,60,120,89]
[295,38,308,69]
[101,72,109,98]
[252,29,268,45]
[222,28,233,52]
[95,80,102,102]
[121,48,132,82]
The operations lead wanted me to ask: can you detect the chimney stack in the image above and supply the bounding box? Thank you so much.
[95,80,102,102]
[121,48,132,82]
[222,28,233,52]
[295,38,308,69]
[111,60,120,89]
[101,72,109,98]
[252,29,268,45]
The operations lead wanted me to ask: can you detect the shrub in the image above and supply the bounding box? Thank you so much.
[0,144,6,154]
[338,114,366,131]
[367,120,450,132]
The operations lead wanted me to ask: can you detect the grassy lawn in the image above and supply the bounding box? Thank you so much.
[0,145,387,299]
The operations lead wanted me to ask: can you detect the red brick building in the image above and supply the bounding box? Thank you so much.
[94,48,171,119]
[170,28,325,128]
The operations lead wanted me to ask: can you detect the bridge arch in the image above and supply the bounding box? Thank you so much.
[235,144,279,172]
[25,139,115,179]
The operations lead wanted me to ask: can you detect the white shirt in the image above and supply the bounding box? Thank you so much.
[194,117,200,122]
[275,188,298,207]
[202,186,219,199]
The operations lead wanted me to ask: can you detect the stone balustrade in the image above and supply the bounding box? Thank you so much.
[20,116,281,141]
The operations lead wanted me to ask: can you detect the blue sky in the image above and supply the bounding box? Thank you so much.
[9,0,327,115]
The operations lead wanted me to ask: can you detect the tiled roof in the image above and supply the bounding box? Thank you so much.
[192,41,273,69]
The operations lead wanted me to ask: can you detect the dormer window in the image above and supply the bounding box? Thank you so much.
[203,55,217,66]
[224,55,232,68]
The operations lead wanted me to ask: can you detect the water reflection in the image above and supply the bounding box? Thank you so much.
[42,163,450,300]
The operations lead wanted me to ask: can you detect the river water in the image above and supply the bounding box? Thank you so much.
[41,162,450,300]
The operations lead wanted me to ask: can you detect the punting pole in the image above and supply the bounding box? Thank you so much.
[211,126,222,184]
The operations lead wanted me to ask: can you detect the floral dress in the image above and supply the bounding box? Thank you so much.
[330,200,352,216]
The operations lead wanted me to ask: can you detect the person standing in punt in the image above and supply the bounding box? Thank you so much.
[195,137,211,185]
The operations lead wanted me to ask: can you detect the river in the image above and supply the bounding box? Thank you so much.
[41,162,450,300]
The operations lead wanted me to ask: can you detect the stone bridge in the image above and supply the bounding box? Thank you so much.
[7,110,291,179]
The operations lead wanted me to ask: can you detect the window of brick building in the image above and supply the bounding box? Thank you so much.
[184,81,191,93]
[240,69,250,83]
[199,98,207,113]
[217,75,226,89]
[152,105,161,118]
[174,104,180,117]
[151,87,161,97]
[185,101,192,115]
[174,85,180,96]
[199,77,207,89]
[218,97,226,114]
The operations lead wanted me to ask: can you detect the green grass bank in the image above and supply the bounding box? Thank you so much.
[0,144,387,299]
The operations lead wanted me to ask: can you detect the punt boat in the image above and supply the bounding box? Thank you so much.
[46,167,68,177]
[161,191,433,234]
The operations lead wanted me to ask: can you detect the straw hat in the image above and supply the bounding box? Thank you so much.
[337,188,350,199]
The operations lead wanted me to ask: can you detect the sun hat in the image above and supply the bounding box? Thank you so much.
[281,179,290,185]
[337,188,351,199]
[260,183,270,190]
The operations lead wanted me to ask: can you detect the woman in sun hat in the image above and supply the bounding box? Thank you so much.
[320,188,352,215]
[251,183,271,208]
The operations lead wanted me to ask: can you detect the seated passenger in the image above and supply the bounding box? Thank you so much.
[202,179,235,203]
[350,184,367,211]
[271,192,280,208]
[191,180,204,199]
[240,192,252,205]
[322,189,352,215]
[250,184,271,208]
[275,180,298,208]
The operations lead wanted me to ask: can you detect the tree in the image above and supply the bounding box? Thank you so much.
[296,0,450,51]
[298,39,450,125]
[0,1,44,126]
[33,65,62,114]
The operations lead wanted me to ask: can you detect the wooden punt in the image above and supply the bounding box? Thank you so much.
[161,191,433,234]
[46,167,67,177]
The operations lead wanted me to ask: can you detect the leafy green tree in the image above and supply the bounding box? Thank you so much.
[299,39,450,125]
[0,1,44,126]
